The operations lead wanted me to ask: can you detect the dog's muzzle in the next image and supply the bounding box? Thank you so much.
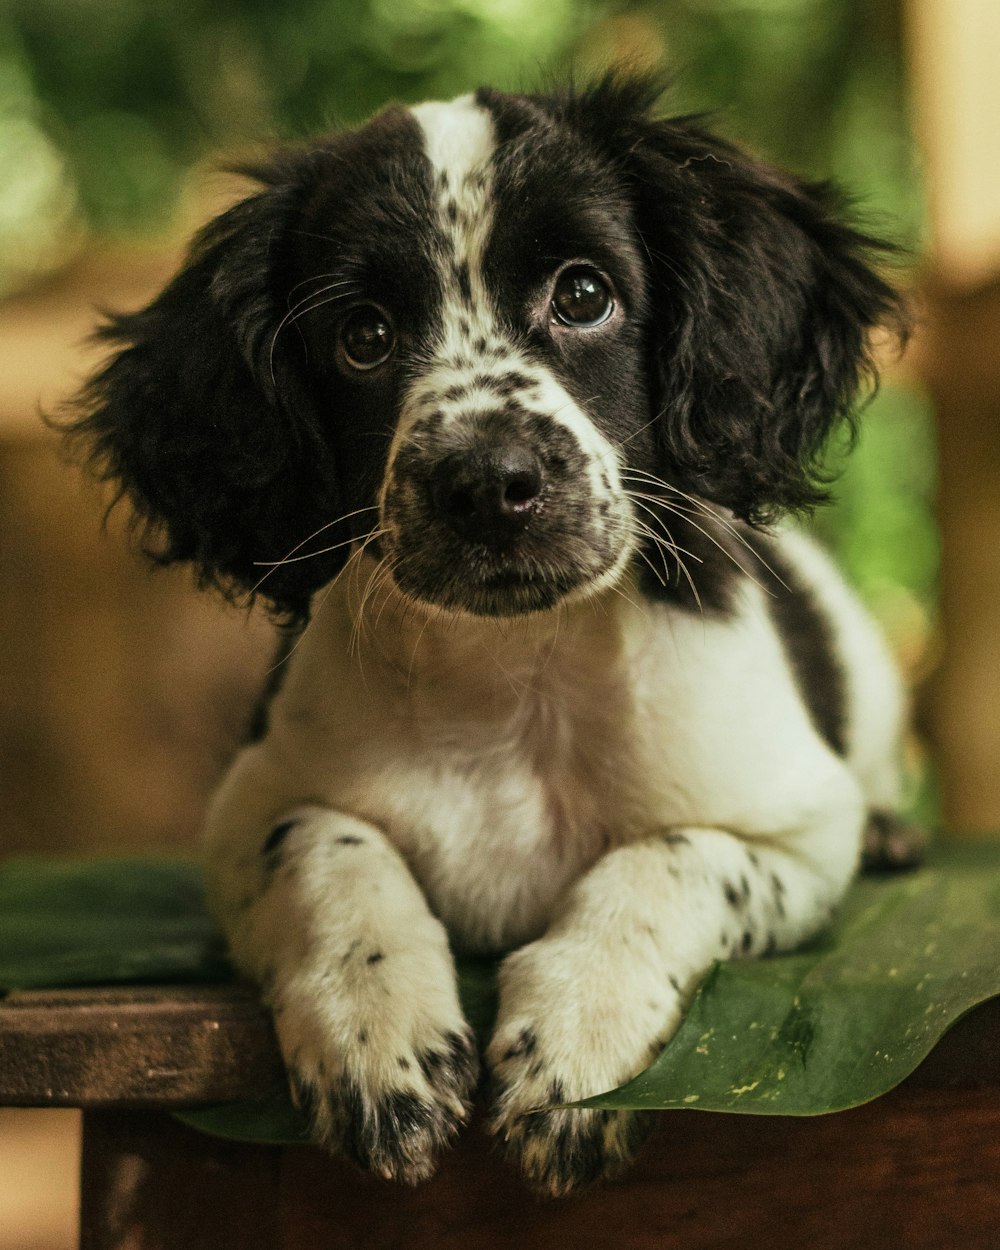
[381,406,631,617]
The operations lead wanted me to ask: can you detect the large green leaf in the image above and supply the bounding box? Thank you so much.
[0,856,231,990]
[583,841,1000,1114]
[2,845,999,1142]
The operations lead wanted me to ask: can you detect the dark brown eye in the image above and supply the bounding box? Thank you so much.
[551,266,615,328]
[340,306,395,370]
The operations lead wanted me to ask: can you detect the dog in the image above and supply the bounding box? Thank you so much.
[66,77,913,1195]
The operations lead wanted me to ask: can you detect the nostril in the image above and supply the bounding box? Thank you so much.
[502,470,541,510]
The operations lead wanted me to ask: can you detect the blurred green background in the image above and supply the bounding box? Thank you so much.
[1,0,937,793]
[1,0,925,274]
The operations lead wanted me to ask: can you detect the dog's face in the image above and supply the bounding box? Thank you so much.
[297,95,651,616]
[68,79,904,620]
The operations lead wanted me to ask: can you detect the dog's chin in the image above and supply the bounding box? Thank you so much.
[387,553,597,619]
[395,569,578,618]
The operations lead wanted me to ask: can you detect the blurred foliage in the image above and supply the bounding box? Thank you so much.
[1,0,936,788]
[1,0,922,274]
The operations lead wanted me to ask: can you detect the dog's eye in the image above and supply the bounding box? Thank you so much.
[551,267,614,328]
[340,306,395,370]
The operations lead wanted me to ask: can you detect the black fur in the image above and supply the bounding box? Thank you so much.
[60,76,905,627]
[542,77,908,523]
[754,533,849,755]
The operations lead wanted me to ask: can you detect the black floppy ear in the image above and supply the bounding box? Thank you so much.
[62,154,343,620]
[567,79,908,521]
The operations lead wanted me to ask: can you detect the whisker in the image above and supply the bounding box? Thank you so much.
[246,505,379,597]
[631,513,703,611]
[253,526,389,569]
[263,530,384,676]
[628,503,704,566]
[269,279,360,385]
[284,272,347,303]
[624,481,779,597]
[622,468,790,591]
[613,413,661,453]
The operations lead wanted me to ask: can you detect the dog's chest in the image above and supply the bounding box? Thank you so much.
[412,687,634,951]
[322,619,650,953]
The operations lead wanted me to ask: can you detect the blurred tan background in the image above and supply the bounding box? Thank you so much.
[2,0,999,1246]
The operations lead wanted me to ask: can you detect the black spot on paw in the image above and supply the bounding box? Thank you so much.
[741,930,753,953]
[662,831,690,846]
[342,1086,449,1184]
[366,951,385,965]
[724,880,740,907]
[416,1030,479,1098]
[335,835,364,846]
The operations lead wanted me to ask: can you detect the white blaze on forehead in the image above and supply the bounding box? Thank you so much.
[409,95,497,348]
[410,94,496,187]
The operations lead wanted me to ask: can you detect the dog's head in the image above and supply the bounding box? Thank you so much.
[67,77,905,621]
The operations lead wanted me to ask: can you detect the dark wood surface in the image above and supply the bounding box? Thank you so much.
[1,984,997,1248]
[0,984,281,1107]
[78,1089,1000,1250]
[2,982,998,1107]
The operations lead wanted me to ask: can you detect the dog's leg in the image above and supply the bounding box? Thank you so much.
[215,804,478,1183]
[487,798,863,1195]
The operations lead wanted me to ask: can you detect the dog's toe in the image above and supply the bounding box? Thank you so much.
[491,1094,650,1197]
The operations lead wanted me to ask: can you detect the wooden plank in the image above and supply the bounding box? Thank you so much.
[279,1091,1000,1250]
[0,985,281,1107]
[75,1087,1000,1250]
[50,987,998,1249]
[80,1110,280,1250]
[0,983,997,1109]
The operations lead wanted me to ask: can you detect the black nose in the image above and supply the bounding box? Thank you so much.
[431,442,544,545]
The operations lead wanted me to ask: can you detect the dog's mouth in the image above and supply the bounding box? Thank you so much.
[388,546,586,617]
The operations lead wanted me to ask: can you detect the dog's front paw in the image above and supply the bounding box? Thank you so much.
[289,1024,478,1184]
[486,936,678,1195]
[270,933,479,1184]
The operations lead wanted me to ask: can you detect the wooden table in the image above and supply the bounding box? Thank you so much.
[1,984,998,1249]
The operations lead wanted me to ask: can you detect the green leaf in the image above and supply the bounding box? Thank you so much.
[581,842,1000,1114]
[2,844,999,1144]
[0,856,232,991]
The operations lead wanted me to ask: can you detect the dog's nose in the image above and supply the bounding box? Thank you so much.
[431,442,544,545]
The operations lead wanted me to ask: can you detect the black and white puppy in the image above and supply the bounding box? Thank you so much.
[68,78,911,1195]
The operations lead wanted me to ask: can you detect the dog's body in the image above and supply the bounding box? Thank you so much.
[68,79,910,1194]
